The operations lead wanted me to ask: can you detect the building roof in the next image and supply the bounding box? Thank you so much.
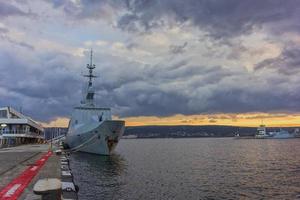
[0,106,44,131]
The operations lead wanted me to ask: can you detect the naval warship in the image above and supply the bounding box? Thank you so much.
[65,50,125,155]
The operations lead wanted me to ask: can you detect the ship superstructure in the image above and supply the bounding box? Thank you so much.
[255,124,270,139]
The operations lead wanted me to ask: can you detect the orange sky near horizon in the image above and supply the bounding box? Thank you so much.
[41,112,300,128]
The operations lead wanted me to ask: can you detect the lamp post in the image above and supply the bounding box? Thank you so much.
[0,123,7,134]
[0,124,7,146]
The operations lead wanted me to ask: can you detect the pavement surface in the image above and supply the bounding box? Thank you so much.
[0,144,61,200]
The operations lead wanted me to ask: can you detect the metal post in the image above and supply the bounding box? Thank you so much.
[50,130,53,151]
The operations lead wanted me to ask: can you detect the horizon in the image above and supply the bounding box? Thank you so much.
[42,113,300,128]
[1,1,300,127]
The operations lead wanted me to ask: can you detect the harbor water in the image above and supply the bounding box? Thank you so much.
[70,138,300,199]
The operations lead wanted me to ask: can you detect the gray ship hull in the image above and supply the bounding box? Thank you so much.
[66,120,125,155]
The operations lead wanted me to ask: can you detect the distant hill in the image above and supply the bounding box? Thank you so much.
[124,125,299,138]
[44,125,299,139]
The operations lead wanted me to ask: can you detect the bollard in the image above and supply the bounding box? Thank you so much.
[55,150,62,155]
[33,178,62,200]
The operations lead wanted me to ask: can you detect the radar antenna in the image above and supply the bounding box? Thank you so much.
[84,49,97,86]
[82,49,97,106]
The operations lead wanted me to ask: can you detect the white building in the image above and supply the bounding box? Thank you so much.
[0,106,44,147]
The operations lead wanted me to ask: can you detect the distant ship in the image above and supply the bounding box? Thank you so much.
[235,124,296,139]
[255,124,271,139]
[65,50,125,155]
[255,124,294,139]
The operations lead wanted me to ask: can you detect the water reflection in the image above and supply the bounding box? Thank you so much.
[72,152,126,175]
[70,152,127,199]
[70,139,300,200]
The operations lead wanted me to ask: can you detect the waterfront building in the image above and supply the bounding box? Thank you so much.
[0,106,44,147]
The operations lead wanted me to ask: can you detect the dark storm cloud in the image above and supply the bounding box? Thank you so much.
[95,57,300,117]
[119,0,300,38]
[2,0,300,123]
[19,42,34,50]
[0,27,8,33]
[169,42,188,54]
[45,0,300,39]
[0,1,31,17]
[7,38,34,50]
[110,84,189,117]
[0,28,34,50]
[0,49,83,121]
[117,13,140,32]
[2,47,300,121]
[255,46,300,75]
[45,0,125,20]
[48,0,69,8]
[205,88,289,113]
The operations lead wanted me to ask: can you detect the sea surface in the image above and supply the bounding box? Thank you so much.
[70,138,300,200]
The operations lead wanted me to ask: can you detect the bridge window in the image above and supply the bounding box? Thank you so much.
[86,93,94,100]
[0,110,7,118]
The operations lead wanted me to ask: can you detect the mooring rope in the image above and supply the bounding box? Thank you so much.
[68,133,99,152]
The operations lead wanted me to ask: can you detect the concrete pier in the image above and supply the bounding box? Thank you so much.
[0,144,78,200]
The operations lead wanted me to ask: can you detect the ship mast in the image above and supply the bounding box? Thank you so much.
[82,49,97,106]
[85,49,97,86]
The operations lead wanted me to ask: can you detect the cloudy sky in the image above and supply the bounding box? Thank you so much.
[1,0,300,127]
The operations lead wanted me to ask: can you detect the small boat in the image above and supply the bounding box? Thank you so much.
[255,124,271,139]
[234,132,240,137]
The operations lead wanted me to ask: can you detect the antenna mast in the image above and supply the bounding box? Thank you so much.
[82,49,97,106]
[85,49,97,86]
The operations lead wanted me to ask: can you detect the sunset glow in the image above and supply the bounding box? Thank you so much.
[42,112,300,128]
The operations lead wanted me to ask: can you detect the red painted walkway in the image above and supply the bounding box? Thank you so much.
[0,151,52,200]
